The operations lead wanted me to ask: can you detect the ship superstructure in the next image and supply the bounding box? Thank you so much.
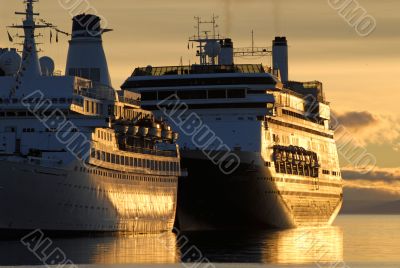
[122,18,343,230]
[0,0,181,233]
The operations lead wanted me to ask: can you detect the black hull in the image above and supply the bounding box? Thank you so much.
[176,157,277,231]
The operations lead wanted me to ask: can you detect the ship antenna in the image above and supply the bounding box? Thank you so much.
[233,30,272,60]
[7,0,70,95]
[189,15,221,65]
[13,0,42,79]
[252,30,254,55]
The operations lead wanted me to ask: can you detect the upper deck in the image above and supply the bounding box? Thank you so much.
[130,64,266,77]
[122,64,280,90]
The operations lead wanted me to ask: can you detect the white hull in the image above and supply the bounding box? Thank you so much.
[0,159,177,233]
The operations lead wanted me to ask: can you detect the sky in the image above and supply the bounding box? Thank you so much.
[1,0,399,204]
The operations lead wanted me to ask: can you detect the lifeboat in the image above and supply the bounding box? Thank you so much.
[305,154,311,165]
[274,149,282,162]
[132,125,140,136]
[172,132,179,142]
[139,126,149,136]
[149,123,162,138]
[287,151,293,163]
[281,151,287,162]
[162,128,173,140]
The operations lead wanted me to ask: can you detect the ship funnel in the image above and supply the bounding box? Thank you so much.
[272,36,289,83]
[218,39,234,65]
[66,14,112,87]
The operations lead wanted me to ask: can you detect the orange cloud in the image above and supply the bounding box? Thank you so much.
[342,167,400,196]
[333,111,400,148]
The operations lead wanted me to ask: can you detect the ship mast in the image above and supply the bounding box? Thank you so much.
[7,0,69,95]
[11,0,44,78]
[189,15,220,65]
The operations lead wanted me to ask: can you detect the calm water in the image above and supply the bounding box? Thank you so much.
[0,215,399,266]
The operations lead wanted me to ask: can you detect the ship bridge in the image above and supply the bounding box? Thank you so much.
[130,64,266,77]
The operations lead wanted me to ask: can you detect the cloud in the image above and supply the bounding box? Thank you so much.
[332,111,400,147]
[342,167,400,196]
[334,111,376,129]
[394,142,400,152]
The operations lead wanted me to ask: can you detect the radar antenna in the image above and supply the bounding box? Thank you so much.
[189,17,272,66]
[189,15,221,65]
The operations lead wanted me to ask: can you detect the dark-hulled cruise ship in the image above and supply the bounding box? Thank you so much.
[122,18,343,230]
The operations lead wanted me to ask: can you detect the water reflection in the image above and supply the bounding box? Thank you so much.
[179,227,343,264]
[92,233,179,264]
[0,226,342,265]
[0,232,179,265]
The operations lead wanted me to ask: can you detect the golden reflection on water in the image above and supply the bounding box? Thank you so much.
[179,226,343,265]
[92,232,179,264]
[77,226,343,265]
[0,226,343,265]
[262,226,343,264]
[89,227,343,265]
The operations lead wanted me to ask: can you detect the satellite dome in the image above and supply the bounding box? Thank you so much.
[0,50,21,76]
[204,41,221,58]
[40,56,55,76]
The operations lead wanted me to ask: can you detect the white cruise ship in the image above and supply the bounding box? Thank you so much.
[0,0,182,234]
[122,19,343,230]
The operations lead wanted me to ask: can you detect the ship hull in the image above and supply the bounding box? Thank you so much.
[176,151,342,231]
[0,159,178,235]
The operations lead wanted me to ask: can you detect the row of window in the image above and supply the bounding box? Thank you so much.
[0,98,73,104]
[141,89,246,101]
[268,118,334,139]
[91,149,180,172]
[11,127,77,133]
[282,109,307,120]
[82,98,129,119]
[76,166,176,183]
[323,170,341,177]
[97,129,113,142]
[0,110,69,118]
[257,176,342,188]
[123,76,276,89]
[282,109,325,126]
[22,128,35,133]
[84,99,103,115]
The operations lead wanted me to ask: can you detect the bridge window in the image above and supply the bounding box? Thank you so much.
[177,90,207,99]
[141,91,157,101]
[158,91,175,100]
[208,89,226,99]
[227,89,246,98]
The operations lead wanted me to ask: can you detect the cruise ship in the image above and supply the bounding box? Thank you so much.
[0,0,182,233]
[122,19,343,230]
